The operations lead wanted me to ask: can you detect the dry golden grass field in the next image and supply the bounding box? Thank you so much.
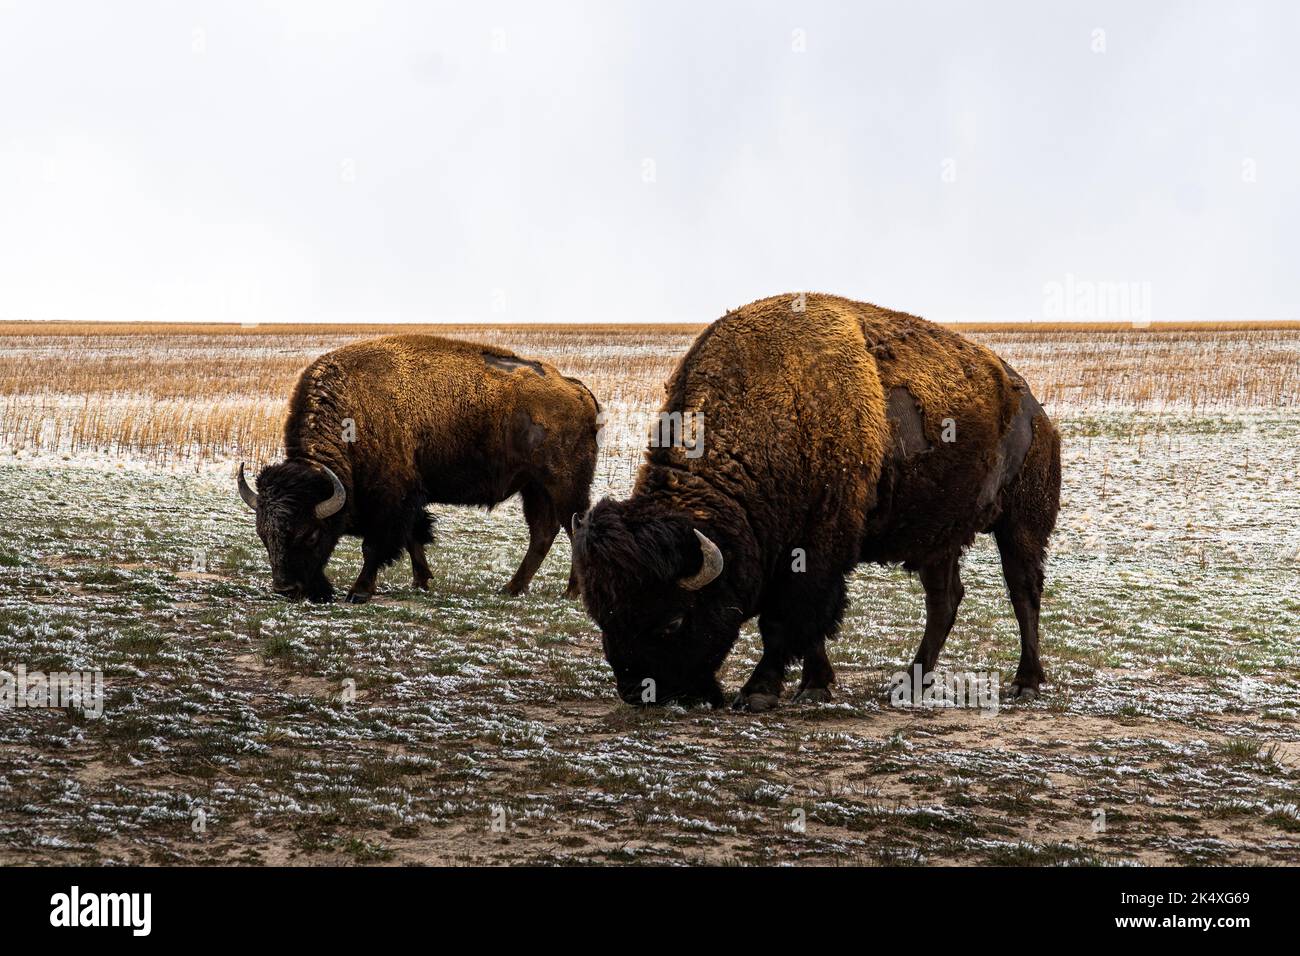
[1,319,1298,866]
[1,320,1297,467]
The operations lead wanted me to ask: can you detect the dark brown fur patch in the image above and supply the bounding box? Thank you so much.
[999,391,1041,489]
[886,387,931,459]
[483,352,546,376]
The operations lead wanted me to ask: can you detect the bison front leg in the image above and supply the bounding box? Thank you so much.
[793,640,836,703]
[738,577,848,712]
[733,639,786,712]
[346,541,384,604]
[502,484,558,597]
[734,615,801,712]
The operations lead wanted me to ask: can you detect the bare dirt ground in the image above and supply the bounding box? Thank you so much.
[1,323,1297,865]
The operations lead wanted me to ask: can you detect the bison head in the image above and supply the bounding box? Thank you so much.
[572,498,735,707]
[237,460,346,602]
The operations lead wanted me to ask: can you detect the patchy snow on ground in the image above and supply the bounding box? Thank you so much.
[1,393,1297,866]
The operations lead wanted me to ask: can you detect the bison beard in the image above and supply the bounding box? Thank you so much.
[573,293,1061,709]
[239,334,599,604]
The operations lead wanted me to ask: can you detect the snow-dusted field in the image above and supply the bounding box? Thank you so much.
[1,325,1298,865]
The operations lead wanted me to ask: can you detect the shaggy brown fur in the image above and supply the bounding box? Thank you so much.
[573,293,1061,708]
[241,334,599,603]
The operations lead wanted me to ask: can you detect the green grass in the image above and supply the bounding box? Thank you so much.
[0,410,1298,865]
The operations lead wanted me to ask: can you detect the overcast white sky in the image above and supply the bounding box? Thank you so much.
[1,1,1295,324]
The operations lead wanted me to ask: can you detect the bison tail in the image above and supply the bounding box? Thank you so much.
[998,412,1062,553]
[411,506,436,546]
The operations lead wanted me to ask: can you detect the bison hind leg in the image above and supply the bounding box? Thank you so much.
[993,520,1049,698]
[993,414,1060,699]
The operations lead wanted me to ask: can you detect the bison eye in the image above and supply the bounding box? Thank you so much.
[662,615,684,637]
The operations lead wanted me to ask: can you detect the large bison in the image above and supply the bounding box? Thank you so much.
[238,335,599,603]
[572,294,1060,709]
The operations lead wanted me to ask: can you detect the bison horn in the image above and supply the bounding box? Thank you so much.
[313,464,347,519]
[237,463,259,511]
[571,512,586,536]
[679,529,723,591]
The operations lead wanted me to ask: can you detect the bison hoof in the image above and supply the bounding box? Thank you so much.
[1005,683,1040,702]
[732,691,780,713]
[794,687,833,704]
[501,582,528,597]
[413,579,431,592]
[344,591,372,605]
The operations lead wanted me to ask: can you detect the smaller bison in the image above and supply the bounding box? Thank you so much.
[238,335,599,603]
[573,294,1060,709]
